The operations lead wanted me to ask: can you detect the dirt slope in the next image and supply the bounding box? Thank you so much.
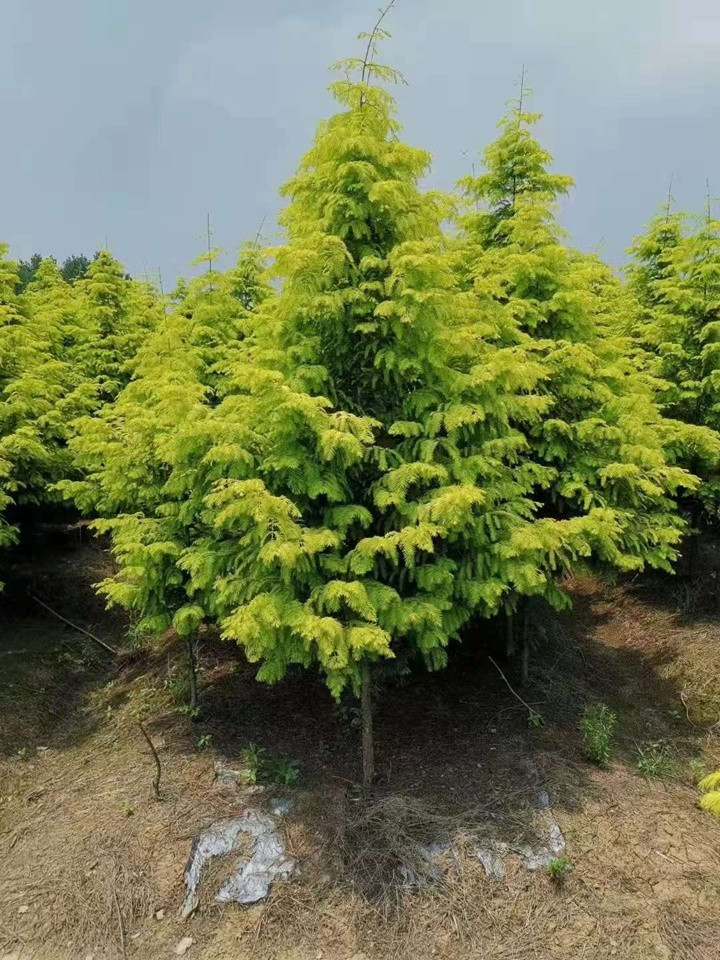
[1,538,719,960]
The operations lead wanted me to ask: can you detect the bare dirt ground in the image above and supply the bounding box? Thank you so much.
[1,536,720,960]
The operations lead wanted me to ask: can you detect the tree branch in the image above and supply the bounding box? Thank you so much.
[29,593,117,655]
[138,722,163,800]
[488,655,539,718]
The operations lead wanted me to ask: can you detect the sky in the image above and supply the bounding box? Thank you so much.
[2,0,719,285]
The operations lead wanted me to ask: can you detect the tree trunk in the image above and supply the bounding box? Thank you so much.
[520,602,530,685]
[505,613,515,657]
[361,661,375,794]
[187,634,198,714]
[687,504,701,579]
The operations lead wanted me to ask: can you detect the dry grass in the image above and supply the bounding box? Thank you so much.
[335,795,459,904]
[3,540,720,959]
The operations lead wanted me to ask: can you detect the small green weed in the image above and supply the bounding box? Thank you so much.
[240,744,300,786]
[196,733,212,751]
[241,743,267,784]
[547,856,572,884]
[635,740,674,779]
[164,663,189,702]
[269,757,300,786]
[528,709,545,729]
[579,703,617,767]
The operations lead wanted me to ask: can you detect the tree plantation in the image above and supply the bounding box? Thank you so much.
[2,22,720,795]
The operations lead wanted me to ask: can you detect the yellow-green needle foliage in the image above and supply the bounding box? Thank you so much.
[63,243,272,638]
[187,41,636,702]
[628,207,720,517]
[699,770,720,817]
[456,95,700,577]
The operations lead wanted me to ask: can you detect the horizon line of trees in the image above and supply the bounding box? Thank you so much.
[2,14,719,789]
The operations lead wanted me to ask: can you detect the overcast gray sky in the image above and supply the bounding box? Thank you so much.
[2,0,719,284]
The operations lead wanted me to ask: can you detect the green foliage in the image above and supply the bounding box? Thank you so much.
[17,253,44,292]
[196,733,212,750]
[62,242,272,634]
[239,744,300,786]
[241,743,267,784]
[456,95,699,581]
[73,250,159,404]
[197,42,663,698]
[335,701,363,729]
[0,243,158,588]
[69,39,608,703]
[699,770,720,818]
[627,206,720,520]
[60,254,92,284]
[580,703,616,767]
[688,757,708,783]
[18,252,93,291]
[635,740,674,779]
[528,709,544,729]
[547,856,572,884]
[269,756,300,786]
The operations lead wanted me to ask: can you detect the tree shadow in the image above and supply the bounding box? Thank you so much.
[1,535,712,851]
[0,534,125,758]
[625,533,720,627]
[195,572,710,846]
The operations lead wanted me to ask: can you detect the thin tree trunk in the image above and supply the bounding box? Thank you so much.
[361,661,375,794]
[505,613,515,657]
[520,601,530,685]
[187,634,198,714]
[687,505,700,579]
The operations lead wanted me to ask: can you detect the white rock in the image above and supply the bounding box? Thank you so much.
[175,936,194,956]
[182,810,295,914]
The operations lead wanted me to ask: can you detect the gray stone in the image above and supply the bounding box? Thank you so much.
[182,809,295,916]
[474,841,508,879]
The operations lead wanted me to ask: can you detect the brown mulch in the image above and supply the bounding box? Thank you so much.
[1,540,720,960]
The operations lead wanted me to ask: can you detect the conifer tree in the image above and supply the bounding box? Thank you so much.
[1,244,160,588]
[625,202,687,343]
[456,92,699,622]
[62,243,272,709]
[172,32,638,788]
[0,251,95,584]
[627,204,720,523]
[73,250,158,405]
[11,259,96,501]
[0,245,26,571]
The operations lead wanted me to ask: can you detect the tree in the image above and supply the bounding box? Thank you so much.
[455,91,700,647]
[17,253,45,292]
[627,204,720,527]
[73,251,158,405]
[0,245,26,572]
[62,243,273,710]
[1,244,158,589]
[175,35,636,790]
[17,252,93,291]
[0,252,95,586]
[60,253,92,284]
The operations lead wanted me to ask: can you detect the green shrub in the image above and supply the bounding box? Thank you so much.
[699,771,720,818]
